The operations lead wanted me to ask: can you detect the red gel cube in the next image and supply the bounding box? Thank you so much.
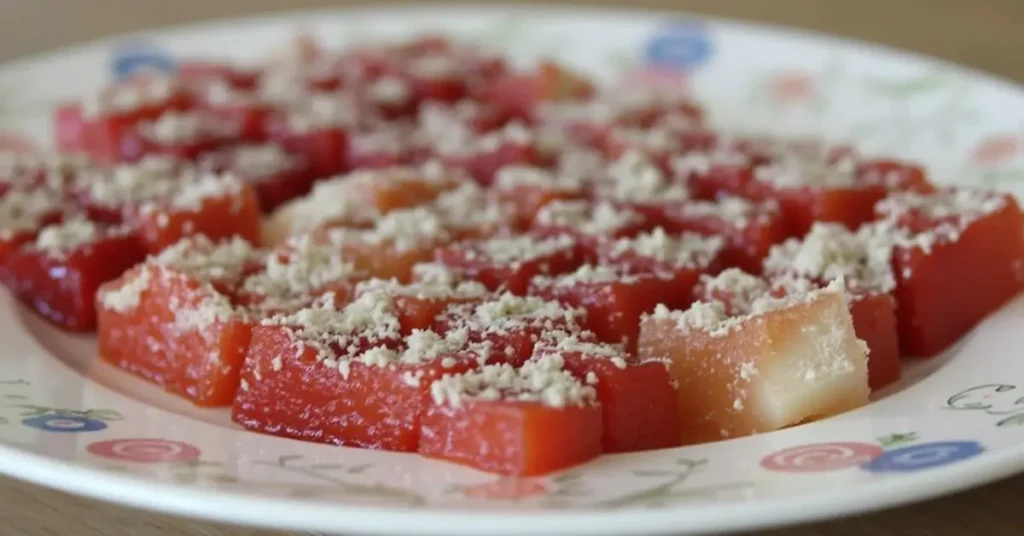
[5,219,145,331]
[529,264,676,352]
[435,234,583,295]
[96,236,260,405]
[665,197,789,274]
[876,189,1024,356]
[198,143,314,212]
[532,336,680,452]
[232,324,473,451]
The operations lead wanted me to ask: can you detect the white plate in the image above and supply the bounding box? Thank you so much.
[0,4,1023,536]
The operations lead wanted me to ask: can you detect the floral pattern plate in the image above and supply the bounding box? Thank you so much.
[0,5,1023,536]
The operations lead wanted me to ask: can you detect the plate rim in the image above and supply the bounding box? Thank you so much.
[0,3,1023,535]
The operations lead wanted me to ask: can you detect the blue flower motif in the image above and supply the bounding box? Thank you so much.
[110,39,176,80]
[643,22,713,71]
[22,415,107,433]
[861,441,984,473]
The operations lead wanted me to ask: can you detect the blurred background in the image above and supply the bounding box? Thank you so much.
[0,1,1022,535]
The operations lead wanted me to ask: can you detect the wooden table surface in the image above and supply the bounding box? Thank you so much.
[2,1,1023,535]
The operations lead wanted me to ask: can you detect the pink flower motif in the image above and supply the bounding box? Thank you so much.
[970,135,1022,166]
[87,438,201,463]
[462,478,549,500]
[619,67,691,94]
[760,442,884,473]
[767,71,817,104]
[0,131,38,153]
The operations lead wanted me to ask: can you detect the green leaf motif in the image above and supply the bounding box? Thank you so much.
[861,72,952,98]
[878,432,919,448]
[997,413,1024,427]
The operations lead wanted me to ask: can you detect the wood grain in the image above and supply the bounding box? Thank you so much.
[1,1,1023,535]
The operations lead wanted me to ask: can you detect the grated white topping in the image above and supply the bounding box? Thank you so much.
[0,189,61,238]
[608,227,724,268]
[154,235,258,283]
[429,353,596,408]
[763,222,896,292]
[601,149,690,202]
[456,234,576,267]
[33,218,101,256]
[698,268,771,313]
[241,234,361,305]
[534,200,643,236]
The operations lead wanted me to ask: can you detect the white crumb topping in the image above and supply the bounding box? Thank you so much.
[441,293,584,336]
[223,144,298,178]
[429,182,515,232]
[429,353,596,408]
[83,161,184,206]
[355,275,488,301]
[472,121,534,153]
[536,330,628,368]
[699,268,770,313]
[363,207,450,250]
[367,76,411,105]
[99,266,153,313]
[534,200,643,236]
[0,189,61,238]
[241,234,360,303]
[653,278,847,337]
[458,234,576,266]
[33,218,101,256]
[400,329,470,365]
[753,155,857,189]
[411,262,460,286]
[672,148,751,177]
[877,188,1006,223]
[601,149,690,202]
[676,196,773,228]
[265,177,380,239]
[262,290,401,347]
[154,235,257,283]
[494,166,583,193]
[139,111,236,144]
[609,227,724,268]
[82,76,179,117]
[763,222,895,292]
[349,126,410,155]
[556,149,606,179]
[408,54,459,79]
[165,173,244,211]
[288,92,358,131]
[550,264,639,286]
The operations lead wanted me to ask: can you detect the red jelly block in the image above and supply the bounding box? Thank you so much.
[198,143,315,213]
[762,222,903,390]
[232,311,474,451]
[849,292,901,390]
[528,264,676,352]
[96,236,260,405]
[665,196,788,274]
[419,358,602,476]
[269,101,352,179]
[76,76,193,164]
[595,227,724,309]
[492,166,586,227]
[431,293,587,366]
[857,159,936,194]
[5,219,145,331]
[435,234,582,295]
[428,182,520,240]
[0,188,65,264]
[874,189,1024,357]
[750,158,889,236]
[131,173,263,254]
[530,200,649,261]
[532,334,680,452]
